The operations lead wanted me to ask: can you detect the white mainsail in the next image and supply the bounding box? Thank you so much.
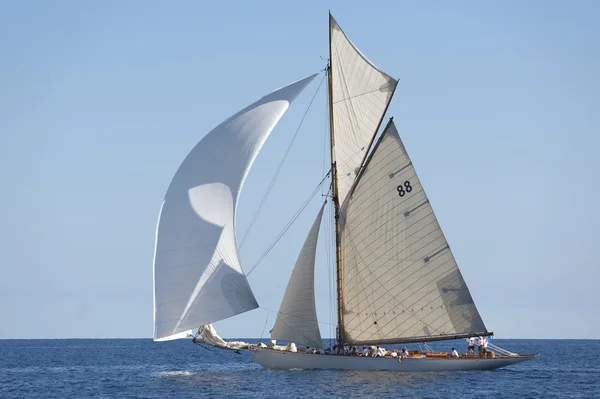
[153,74,317,341]
[270,202,326,348]
[330,14,398,205]
[340,120,487,344]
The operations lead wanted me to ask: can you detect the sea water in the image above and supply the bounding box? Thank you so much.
[1,339,598,398]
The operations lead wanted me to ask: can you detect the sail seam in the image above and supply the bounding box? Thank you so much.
[393,272,465,338]
[342,216,452,333]
[344,229,446,309]
[332,83,397,105]
[342,210,438,280]
[371,265,457,338]
[156,304,240,325]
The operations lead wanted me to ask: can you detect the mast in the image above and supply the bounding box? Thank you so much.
[328,11,345,347]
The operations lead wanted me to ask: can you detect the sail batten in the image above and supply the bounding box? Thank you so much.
[340,120,487,344]
[270,202,326,348]
[153,74,317,341]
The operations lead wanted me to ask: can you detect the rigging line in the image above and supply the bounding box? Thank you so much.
[192,340,217,352]
[239,72,327,249]
[259,310,269,342]
[260,306,337,328]
[245,171,331,277]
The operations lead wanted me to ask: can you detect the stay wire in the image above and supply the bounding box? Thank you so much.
[239,72,327,248]
[259,311,269,341]
[245,171,331,277]
[259,306,337,328]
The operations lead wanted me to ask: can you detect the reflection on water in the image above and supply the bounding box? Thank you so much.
[154,362,502,398]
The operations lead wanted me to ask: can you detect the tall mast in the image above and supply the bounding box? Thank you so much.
[328,11,344,347]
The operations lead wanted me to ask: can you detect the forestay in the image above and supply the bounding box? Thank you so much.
[153,74,317,341]
[270,202,326,348]
[330,14,398,205]
[340,120,488,344]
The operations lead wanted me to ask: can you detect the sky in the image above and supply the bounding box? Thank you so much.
[1,0,598,340]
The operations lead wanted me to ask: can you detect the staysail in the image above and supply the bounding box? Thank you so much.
[340,120,488,345]
[270,202,326,348]
[330,14,398,205]
[153,74,317,341]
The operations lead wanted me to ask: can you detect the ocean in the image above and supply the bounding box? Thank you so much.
[0,339,598,398]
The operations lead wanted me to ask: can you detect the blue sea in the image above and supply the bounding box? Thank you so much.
[1,339,598,398]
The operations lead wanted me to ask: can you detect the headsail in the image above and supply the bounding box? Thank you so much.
[153,74,318,341]
[270,202,326,348]
[330,14,398,205]
[340,120,488,345]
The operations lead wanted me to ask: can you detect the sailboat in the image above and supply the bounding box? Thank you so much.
[152,13,538,371]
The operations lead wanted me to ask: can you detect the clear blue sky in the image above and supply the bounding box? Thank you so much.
[1,0,598,339]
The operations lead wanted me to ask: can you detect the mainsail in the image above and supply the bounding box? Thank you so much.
[329,14,398,205]
[153,74,317,341]
[270,202,326,348]
[339,120,488,345]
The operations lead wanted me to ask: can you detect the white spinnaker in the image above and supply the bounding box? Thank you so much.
[340,120,487,344]
[330,14,398,205]
[270,202,325,348]
[153,74,317,341]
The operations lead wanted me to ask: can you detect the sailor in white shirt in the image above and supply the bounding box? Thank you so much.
[390,351,398,358]
[477,336,484,355]
[482,337,489,357]
[363,347,370,357]
[397,348,409,362]
[375,347,385,357]
[451,348,460,358]
[467,337,476,354]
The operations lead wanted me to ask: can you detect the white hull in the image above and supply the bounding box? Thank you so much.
[250,347,537,372]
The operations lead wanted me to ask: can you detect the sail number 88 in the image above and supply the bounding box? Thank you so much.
[397,181,412,197]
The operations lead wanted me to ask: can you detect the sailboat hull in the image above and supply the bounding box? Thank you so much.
[249,348,537,371]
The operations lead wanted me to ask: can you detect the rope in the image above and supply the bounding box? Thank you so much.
[259,310,269,342]
[245,171,331,277]
[260,306,337,328]
[192,341,217,352]
[239,72,327,248]
[488,342,516,356]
